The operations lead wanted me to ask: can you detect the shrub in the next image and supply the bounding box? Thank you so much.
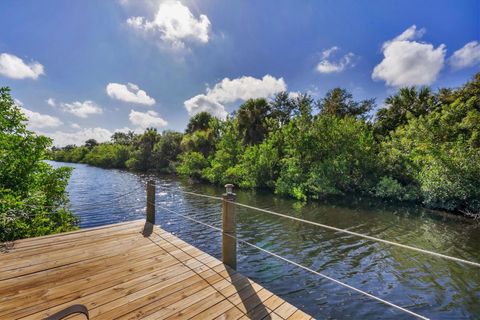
[176,151,209,179]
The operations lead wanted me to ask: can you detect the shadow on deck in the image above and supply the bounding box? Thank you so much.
[0,220,312,319]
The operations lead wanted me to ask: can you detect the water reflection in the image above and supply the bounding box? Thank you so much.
[49,161,480,319]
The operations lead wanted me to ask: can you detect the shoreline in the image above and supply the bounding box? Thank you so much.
[49,159,478,223]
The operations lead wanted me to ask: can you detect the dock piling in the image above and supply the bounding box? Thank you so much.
[146,180,155,224]
[222,183,236,269]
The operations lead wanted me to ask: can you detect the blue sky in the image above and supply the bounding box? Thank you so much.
[0,0,479,145]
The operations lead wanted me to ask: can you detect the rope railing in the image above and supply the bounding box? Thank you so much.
[2,184,147,217]
[152,200,429,320]
[6,179,472,319]
[18,184,147,211]
[156,186,480,268]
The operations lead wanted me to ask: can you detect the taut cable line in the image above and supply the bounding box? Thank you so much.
[153,201,429,320]
[157,187,480,268]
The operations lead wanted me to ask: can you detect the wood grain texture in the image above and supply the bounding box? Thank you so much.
[0,220,312,320]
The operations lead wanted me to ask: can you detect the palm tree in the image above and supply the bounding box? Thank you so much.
[237,98,271,145]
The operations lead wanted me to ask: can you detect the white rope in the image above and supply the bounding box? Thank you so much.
[227,200,480,268]
[155,202,222,233]
[159,189,223,202]
[154,202,429,320]
[157,188,480,268]
[230,235,429,319]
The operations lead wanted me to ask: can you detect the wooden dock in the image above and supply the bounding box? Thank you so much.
[0,220,312,319]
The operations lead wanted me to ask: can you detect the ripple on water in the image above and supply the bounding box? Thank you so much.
[48,161,480,319]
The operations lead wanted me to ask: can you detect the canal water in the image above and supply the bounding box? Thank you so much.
[49,161,480,319]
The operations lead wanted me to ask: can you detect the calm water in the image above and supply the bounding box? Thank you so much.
[49,161,480,319]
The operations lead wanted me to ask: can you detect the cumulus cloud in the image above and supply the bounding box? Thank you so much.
[288,91,302,99]
[184,95,227,119]
[60,100,103,118]
[46,98,56,107]
[449,41,480,70]
[184,75,287,119]
[129,109,168,129]
[316,47,355,73]
[21,107,63,129]
[41,126,147,146]
[127,0,211,50]
[13,99,62,129]
[0,53,44,80]
[106,82,155,106]
[372,25,446,87]
[42,127,114,147]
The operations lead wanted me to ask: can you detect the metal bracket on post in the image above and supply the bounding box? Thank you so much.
[222,184,236,270]
[146,180,155,225]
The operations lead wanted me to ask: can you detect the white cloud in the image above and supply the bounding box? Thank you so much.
[129,109,168,129]
[46,98,56,107]
[0,53,44,80]
[316,47,355,74]
[20,107,63,129]
[60,100,103,118]
[288,91,301,99]
[106,82,155,105]
[372,25,446,87]
[14,98,23,106]
[114,126,143,134]
[13,99,62,129]
[42,127,114,147]
[184,95,228,119]
[41,126,147,146]
[449,41,480,70]
[127,0,211,50]
[184,75,287,119]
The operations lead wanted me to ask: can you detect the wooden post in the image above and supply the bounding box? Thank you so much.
[222,184,236,269]
[146,180,155,224]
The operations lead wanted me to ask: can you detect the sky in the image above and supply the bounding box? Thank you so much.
[0,0,479,146]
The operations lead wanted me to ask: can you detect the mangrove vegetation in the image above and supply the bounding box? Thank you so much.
[45,72,480,217]
[0,87,77,242]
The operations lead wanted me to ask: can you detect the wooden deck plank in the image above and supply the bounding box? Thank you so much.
[274,302,301,319]
[288,310,314,320]
[0,220,312,320]
[18,254,218,319]
[0,239,182,298]
[10,219,145,250]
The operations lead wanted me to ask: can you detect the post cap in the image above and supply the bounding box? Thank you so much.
[225,184,234,194]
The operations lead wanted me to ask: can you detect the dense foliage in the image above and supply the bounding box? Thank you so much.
[0,87,78,242]
[52,73,480,217]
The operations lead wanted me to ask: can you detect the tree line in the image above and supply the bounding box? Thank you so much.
[52,73,480,217]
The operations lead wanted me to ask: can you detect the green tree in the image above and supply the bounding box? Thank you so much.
[181,113,219,157]
[126,128,160,171]
[379,83,480,213]
[176,151,209,180]
[318,88,375,119]
[270,91,295,127]
[235,138,280,189]
[152,131,183,172]
[276,115,378,200]
[374,87,437,137]
[111,131,136,145]
[83,144,130,168]
[84,139,98,149]
[237,98,271,145]
[186,112,215,134]
[0,87,77,241]
[202,119,244,184]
